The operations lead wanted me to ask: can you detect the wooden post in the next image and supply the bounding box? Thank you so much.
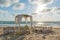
[25,17,27,26]
[30,16,32,27]
[29,16,32,34]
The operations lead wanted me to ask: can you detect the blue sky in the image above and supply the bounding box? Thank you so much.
[0,0,60,21]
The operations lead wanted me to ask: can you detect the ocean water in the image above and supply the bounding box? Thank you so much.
[0,21,33,26]
[0,21,60,26]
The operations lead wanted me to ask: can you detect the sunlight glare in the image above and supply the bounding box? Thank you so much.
[35,4,47,14]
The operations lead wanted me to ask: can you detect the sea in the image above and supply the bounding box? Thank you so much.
[0,21,60,27]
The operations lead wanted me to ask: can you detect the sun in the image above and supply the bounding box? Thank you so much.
[35,4,46,14]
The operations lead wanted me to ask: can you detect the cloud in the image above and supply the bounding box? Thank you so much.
[13,3,25,10]
[41,7,60,13]
[29,0,54,4]
[34,7,60,14]
[0,10,14,21]
[33,7,60,21]
[11,0,19,3]
[40,8,51,13]
[39,7,60,16]
[0,0,19,7]
[0,10,9,13]
[30,0,55,14]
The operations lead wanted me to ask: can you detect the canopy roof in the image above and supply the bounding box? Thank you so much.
[15,14,32,17]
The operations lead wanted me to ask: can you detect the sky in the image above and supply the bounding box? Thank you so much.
[0,0,60,21]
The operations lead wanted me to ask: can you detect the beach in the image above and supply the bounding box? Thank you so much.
[0,26,60,40]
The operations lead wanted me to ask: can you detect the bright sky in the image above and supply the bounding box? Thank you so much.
[0,0,60,21]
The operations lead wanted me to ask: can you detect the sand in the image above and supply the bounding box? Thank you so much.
[0,26,60,40]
